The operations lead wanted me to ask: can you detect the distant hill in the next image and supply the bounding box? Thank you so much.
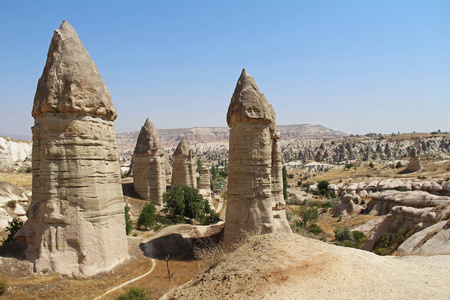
[115,124,347,150]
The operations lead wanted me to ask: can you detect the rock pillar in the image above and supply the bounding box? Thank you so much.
[133,118,166,205]
[198,165,211,190]
[171,138,197,188]
[16,21,128,276]
[224,69,291,247]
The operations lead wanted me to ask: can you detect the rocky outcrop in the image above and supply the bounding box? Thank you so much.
[140,222,224,260]
[0,137,32,171]
[16,21,128,276]
[198,165,211,190]
[132,118,166,205]
[224,69,291,247]
[400,147,421,173]
[171,138,197,188]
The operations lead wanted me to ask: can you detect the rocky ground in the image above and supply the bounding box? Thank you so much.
[166,233,450,300]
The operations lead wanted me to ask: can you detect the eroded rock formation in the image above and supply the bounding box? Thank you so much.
[401,147,422,173]
[133,118,166,205]
[224,69,291,246]
[171,138,197,188]
[16,21,128,276]
[198,165,211,190]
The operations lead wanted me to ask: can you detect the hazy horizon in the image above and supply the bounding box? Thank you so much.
[1,1,448,137]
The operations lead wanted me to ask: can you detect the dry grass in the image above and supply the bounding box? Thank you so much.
[0,172,32,188]
[1,253,207,300]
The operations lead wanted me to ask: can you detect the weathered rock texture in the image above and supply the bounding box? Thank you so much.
[224,69,291,246]
[198,165,211,190]
[401,147,422,173]
[16,21,128,276]
[133,118,166,205]
[171,138,197,188]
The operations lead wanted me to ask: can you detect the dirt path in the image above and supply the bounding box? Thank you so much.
[93,258,156,300]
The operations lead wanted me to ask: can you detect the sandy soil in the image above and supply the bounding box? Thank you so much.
[167,233,450,300]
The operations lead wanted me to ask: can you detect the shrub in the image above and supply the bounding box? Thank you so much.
[137,203,156,230]
[6,200,16,209]
[368,162,374,169]
[116,287,148,300]
[2,218,23,245]
[345,163,354,170]
[295,207,319,228]
[353,198,359,205]
[308,224,322,235]
[335,227,353,242]
[124,205,133,235]
[395,161,403,169]
[335,227,366,248]
[361,199,366,205]
[282,166,288,200]
[317,181,329,196]
[162,185,221,225]
[297,181,302,187]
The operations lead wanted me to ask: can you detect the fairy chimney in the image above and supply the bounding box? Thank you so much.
[16,21,128,276]
[224,69,291,247]
[133,118,166,205]
[171,138,197,188]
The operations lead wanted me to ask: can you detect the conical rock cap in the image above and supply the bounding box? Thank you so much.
[32,21,117,120]
[227,68,275,127]
[174,138,191,157]
[134,118,163,155]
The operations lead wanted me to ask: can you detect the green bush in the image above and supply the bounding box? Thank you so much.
[295,207,319,228]
[116,287,148,300]
[282,166,288,200]
[335,227,366,248]
[353,198,359,205]
[137,203,156,230]
[317,180,329,196]
[162,185,221,225]
[345,163,354,169]
[335,226,353,242]
[395,161,403,169]
[124,205,133,235]
[2,218,23,245]
[308,224,322,235]
[368,162,374,169]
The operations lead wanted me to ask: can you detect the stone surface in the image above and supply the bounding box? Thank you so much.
[16,21,128,277]
[224,69,291,247]
[132,118,166,205]
[401,147,422,173]
[171,138,197,188]
[198,165,211,190]
[0,137,32,172]
[140,222,224,260]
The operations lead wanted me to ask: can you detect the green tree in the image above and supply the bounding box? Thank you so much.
[2,218,23,245]
[282,165,288,200]
[369,162,374,169]
[162,185,221,225]
[137,203,156,230]
[317,180,329,196]
[296,207,319,228]
[124,205,133,235]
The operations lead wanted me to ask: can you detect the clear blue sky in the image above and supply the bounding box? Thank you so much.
[0,0,448,137]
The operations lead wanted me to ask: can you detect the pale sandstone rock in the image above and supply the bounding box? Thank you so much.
[0,207,12,229]
[398,220,448,255]
[171,138,197,188]
[224,69,291,247]
[132,118,166,205]
[16,21,128,277]
[402,147,421,173]
[198,165,211,190]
